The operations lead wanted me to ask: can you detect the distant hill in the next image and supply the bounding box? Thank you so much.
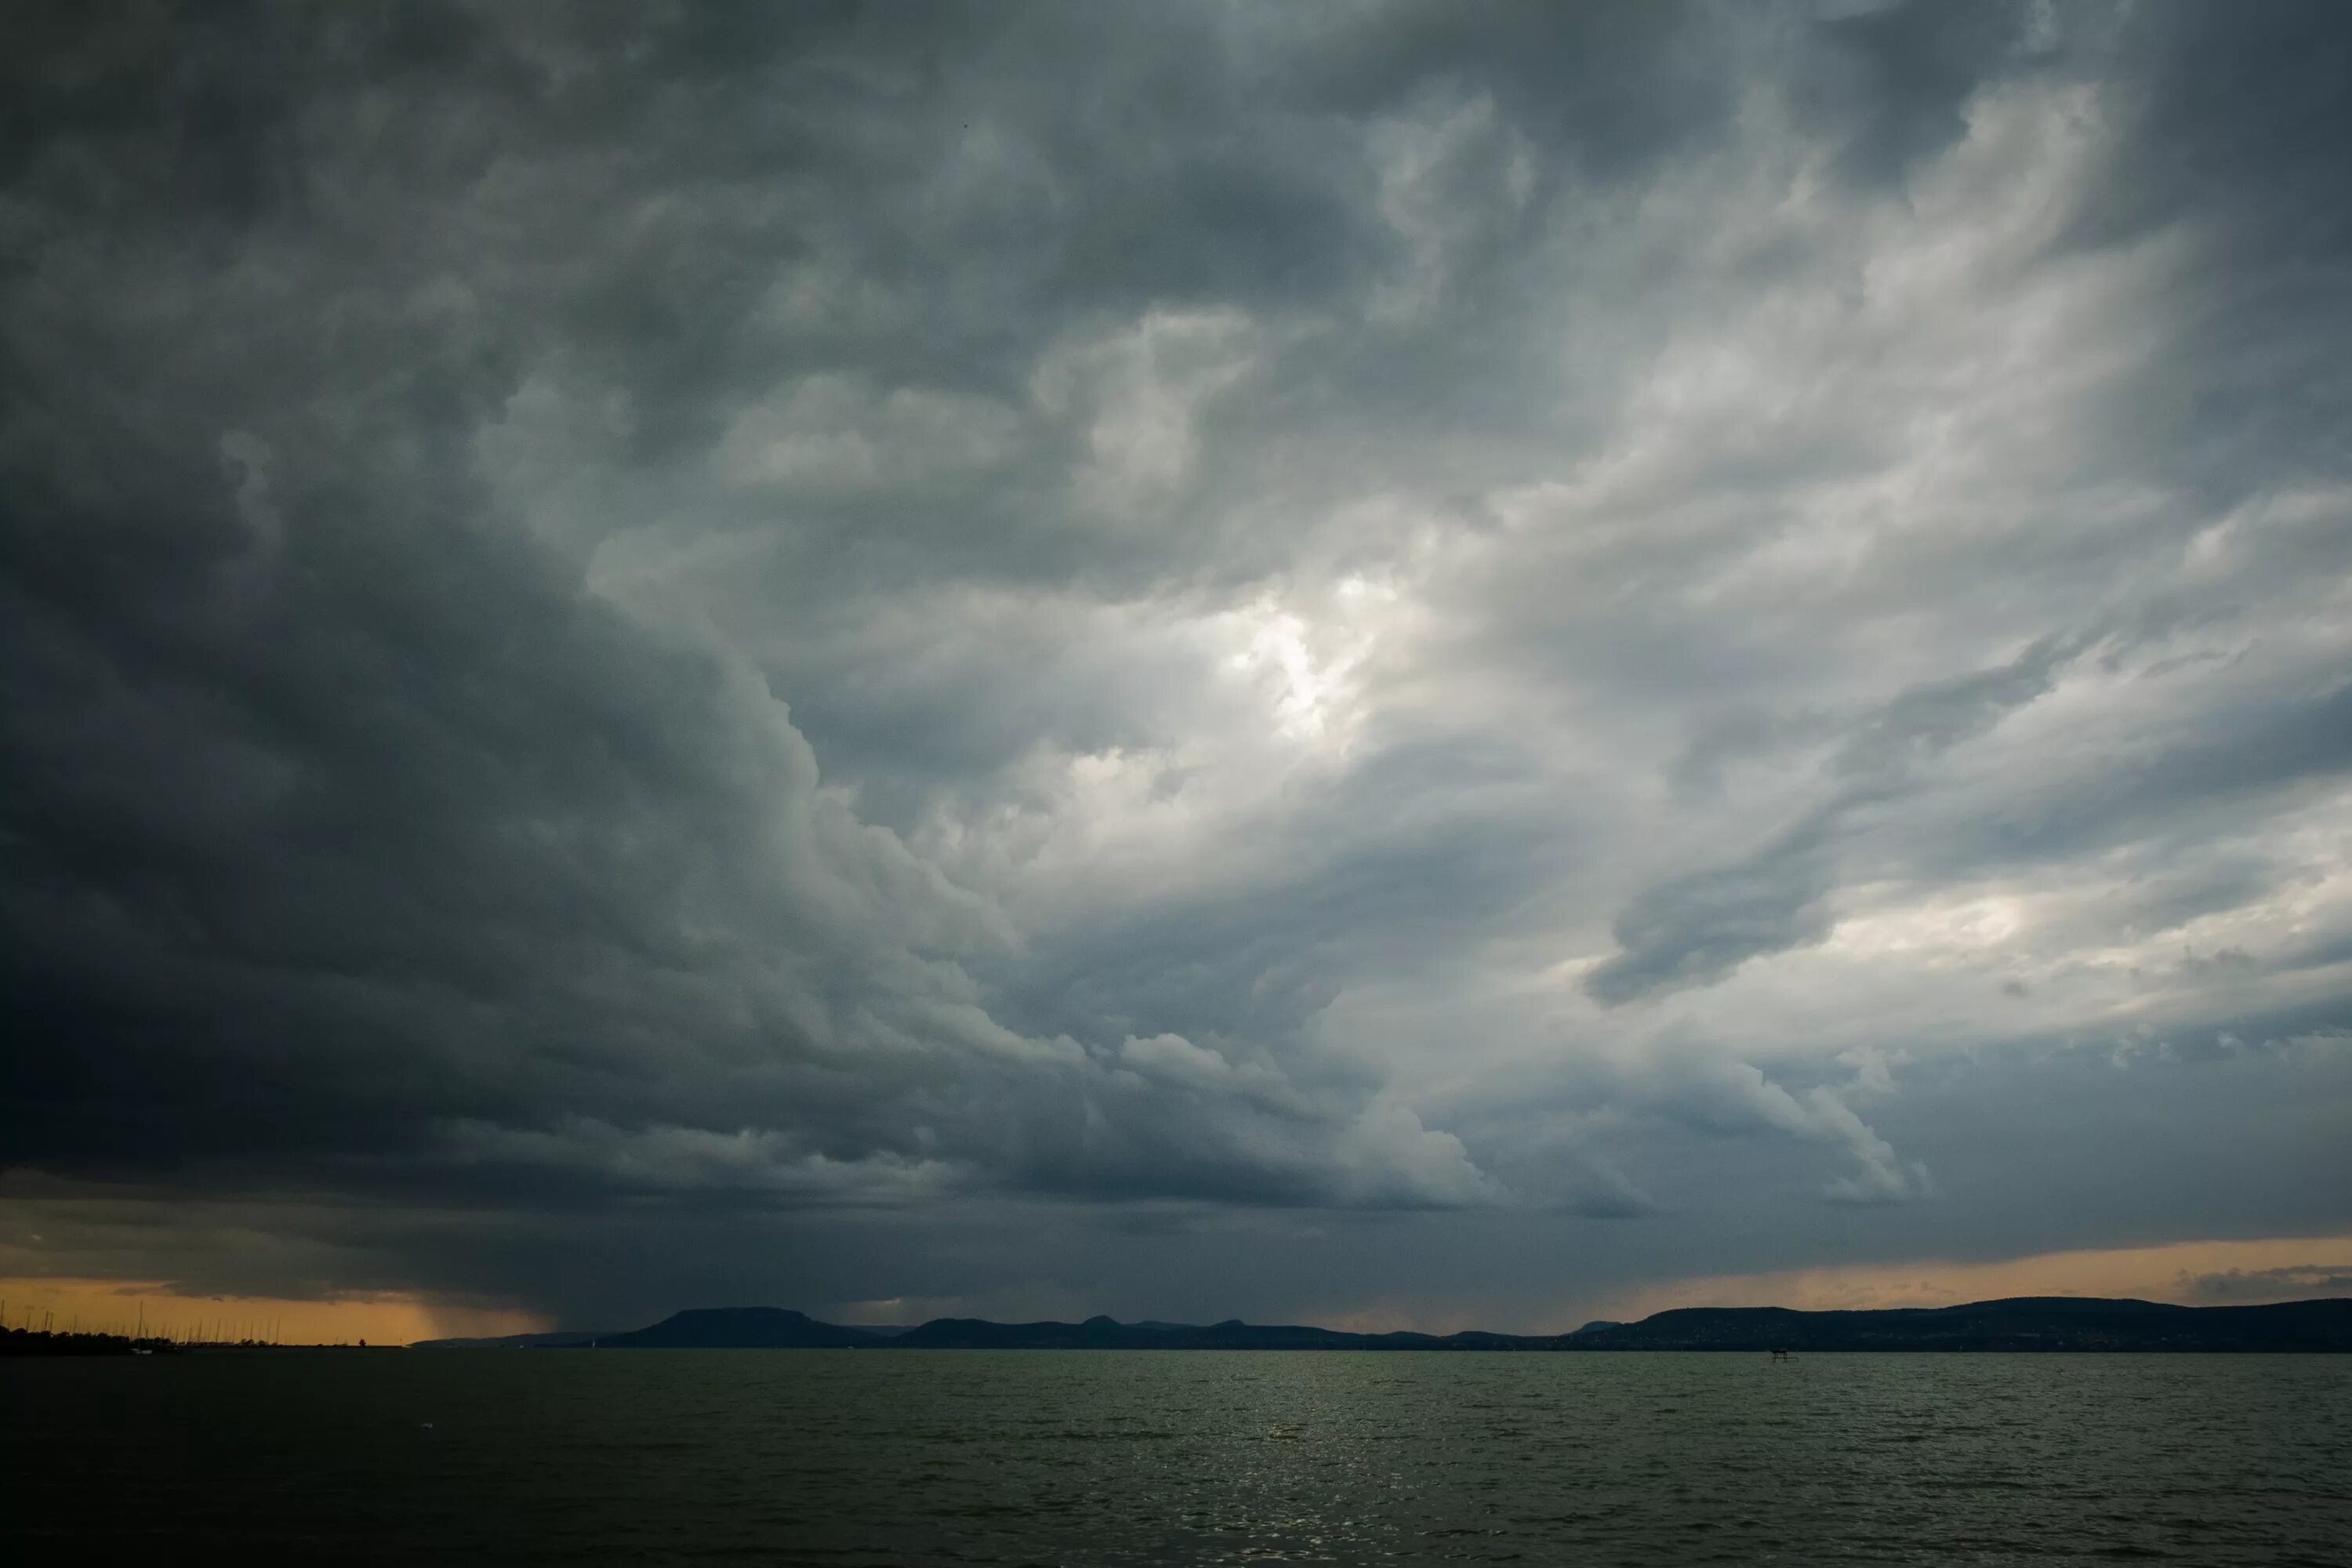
[409,1330,615,1349]
[1569,1296,2352,1352]
[887,1314,1551,1351]
[412,1316,923,1348]
[499,1296,2352,1352]
[588,1307,891,1348]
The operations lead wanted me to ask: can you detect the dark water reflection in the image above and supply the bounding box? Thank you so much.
[6,1349,2349,1563]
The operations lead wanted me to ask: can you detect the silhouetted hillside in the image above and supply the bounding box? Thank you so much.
[1569,1296,2352,1352]
[410,1330,615,1349]
[887,1314,1561,1350]
[543,1296,2352,1352]
[590,1308,888,1348]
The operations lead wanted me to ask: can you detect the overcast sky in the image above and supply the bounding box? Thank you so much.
[4,0,2350,1336]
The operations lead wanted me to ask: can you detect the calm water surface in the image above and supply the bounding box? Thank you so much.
[6,1350,2349,1563]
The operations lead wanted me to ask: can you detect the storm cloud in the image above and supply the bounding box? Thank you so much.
[4,0,2350,1330]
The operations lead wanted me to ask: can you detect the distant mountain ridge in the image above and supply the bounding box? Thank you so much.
[408,1330,615,1350]
[592,1308,882,1348]
[417,1296,2352,1351]
[1570,1296,2352,1352]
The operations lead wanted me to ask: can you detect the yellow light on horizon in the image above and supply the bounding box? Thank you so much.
[0,1277,548,1346]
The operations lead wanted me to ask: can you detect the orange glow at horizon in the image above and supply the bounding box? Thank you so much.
[0,1277,550,1345]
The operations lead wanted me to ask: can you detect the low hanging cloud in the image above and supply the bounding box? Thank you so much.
[2181,1264,2352,1305]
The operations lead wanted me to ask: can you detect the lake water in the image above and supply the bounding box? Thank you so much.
[6,1350,2350,1563]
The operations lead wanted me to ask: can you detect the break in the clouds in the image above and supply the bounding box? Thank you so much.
[3,0,2350,1330]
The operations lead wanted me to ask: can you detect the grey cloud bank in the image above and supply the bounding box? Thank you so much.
[2,1,2349,1330]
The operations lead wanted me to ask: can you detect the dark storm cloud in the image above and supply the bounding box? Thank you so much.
[1588,633,2089,1004]
[5,0,2351,1325]
[1803,0,2030,186]
[1584,816,1842,1008]
[0,1,1510,1225]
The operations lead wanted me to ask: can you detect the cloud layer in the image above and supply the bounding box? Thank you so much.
[4,0,2350,1328]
